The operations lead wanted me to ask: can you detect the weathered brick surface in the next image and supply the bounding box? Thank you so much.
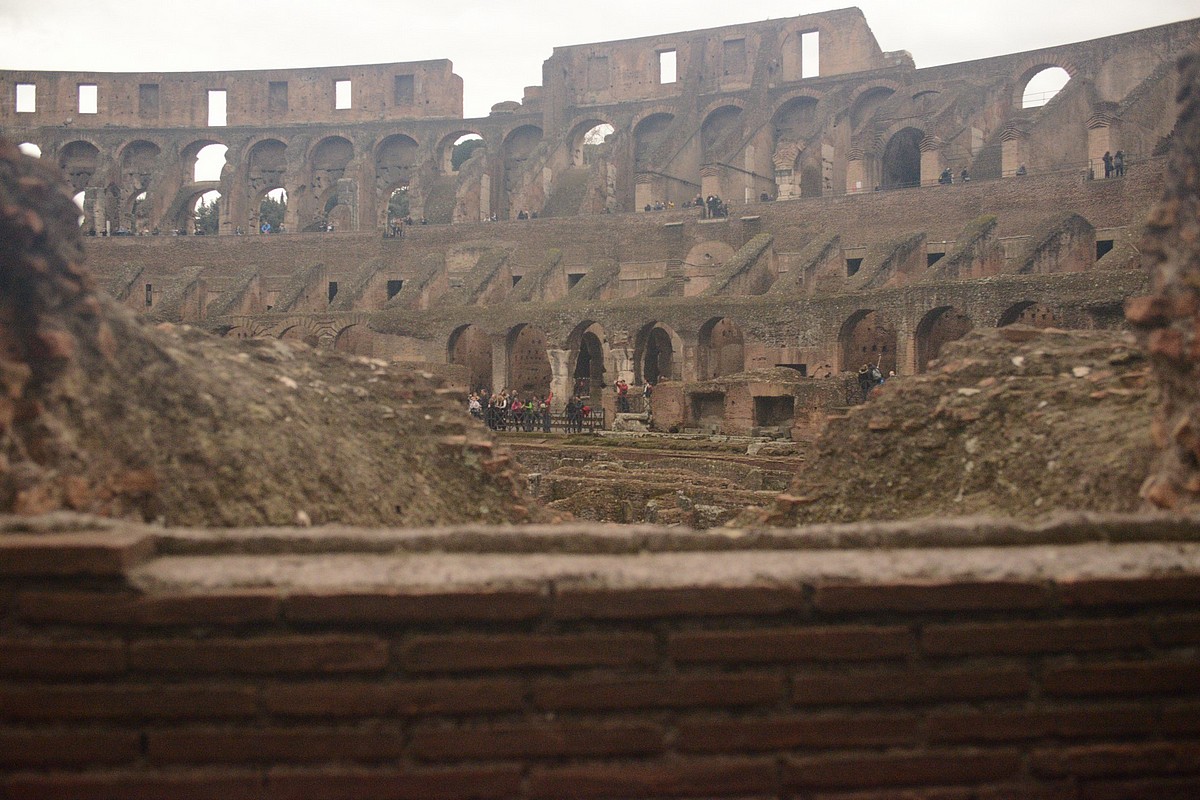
[402,632,657,671]
[130,635,390,674]
[3,518,1200,798]
[669,625,911,664]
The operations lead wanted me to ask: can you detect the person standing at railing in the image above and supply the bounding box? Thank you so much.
[1114,150,1125,177]
[1103,151,1113,178]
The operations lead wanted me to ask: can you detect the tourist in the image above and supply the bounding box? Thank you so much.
[540,395,552,433]
[616,378,630,412]
[1015,163,1027,176]
[468,393,482,419]
[643,381,654,413]
[960,168,970,183]
[857,364,874,401]
[939,168,953,185]
[1114,150,1125,177]
[1102,151,1113,178]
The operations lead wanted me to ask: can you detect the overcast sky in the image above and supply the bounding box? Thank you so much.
[1,0,1197,118]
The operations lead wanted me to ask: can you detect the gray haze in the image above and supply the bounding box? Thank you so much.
[1,0,1196,118]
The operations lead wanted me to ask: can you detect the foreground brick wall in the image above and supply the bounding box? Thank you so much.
[2,516,1200,798]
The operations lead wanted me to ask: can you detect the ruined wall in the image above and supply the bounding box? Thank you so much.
[3,11,1196,232]
[3,515,1200,797]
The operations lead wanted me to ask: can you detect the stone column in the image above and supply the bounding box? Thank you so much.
[919,135,943,187]
[634,173,654,212]
[1000,121,1029,177]
[1126,53,1200,510]
[1087,104,1119,179]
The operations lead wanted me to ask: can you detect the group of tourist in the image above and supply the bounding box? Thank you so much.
[938,167,971,185]
[857,362,895,401]
[470,389,554,432]
[1101,150,1126,178]
[695,194,730,218]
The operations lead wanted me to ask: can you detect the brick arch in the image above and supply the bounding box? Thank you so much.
[838,309,897,375]
[505,322,552,397]
[915,305,973,373]
[565,116,616,168]
[435,129,488,174]
[448,323,494,393]
[1011,56,1084,110]
[566,320,610,401]
[633,321,683,385]
[697,316,745,380]
[846,82,899,130]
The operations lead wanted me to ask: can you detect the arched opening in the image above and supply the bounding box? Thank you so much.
[441,132,484,174]
[567,322,608,402]
[375,134,419,222]
[449,324,494,393]
[701,105,744,164]
[1022,66,1071,109]
[881,127,923,190]
[634,113,674,171]
[303,136,354,231]
[259,188,287,233]
[192,143,228,183]
[58,141,100,192]
[119,141,160,231]
[850,87,894,130]
[131,191,148,234]
[502,126,543,215]
[572,122,615,167]
[915,306,973,373]
[634,322,680,385]
[505,323,552,397]
[193,190,221,235]
[839,310,897,375]
[698,317,745,380]
[280,325,320,349]
[999,301,1058,328]
[17,142,41,158]
[334,325,374,356]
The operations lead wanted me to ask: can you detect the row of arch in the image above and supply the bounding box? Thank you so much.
[436,301,1062,400]
[17,61,1078,231]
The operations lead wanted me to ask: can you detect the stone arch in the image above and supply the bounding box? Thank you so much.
[58,140,101,192]
[838,310,897,375]
[448,324,494,393]
[700,104,745,164]
[881,126,924,190]
[279,324,320,349]
[698,317,745,380]
[118,140,160,229]
[502,125,543,205]
[848,84,897,129]
[633,322,682,385]
[1013,58,1080,110]
[566,321,609,401]
[772,96,821,197]
[915,306,973,373]
[505,323,552,397]
[333,324,375,356]
[567,117,616,168]
[998,301,1059,328]
[181,139,228,184]
[633,112,675,171]
[247,138,287,194]
[375,134,419,189]
[436,130,486,174]
[304,136,354,230]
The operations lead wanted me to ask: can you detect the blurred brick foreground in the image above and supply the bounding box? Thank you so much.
[2,513,1200,798]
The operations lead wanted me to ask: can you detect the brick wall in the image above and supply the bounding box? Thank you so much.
[2,516,1199,798]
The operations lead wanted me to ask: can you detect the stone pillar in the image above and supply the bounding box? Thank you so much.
[547,348,571,410]
[490,337,507,393]
[774,144,801,199]
[699,165,721,202]
[1088,104,1119,180]
[1000,121,1029,178]
[919,135,943,187]
[1127,53,1200,511]
[634,173,654,212]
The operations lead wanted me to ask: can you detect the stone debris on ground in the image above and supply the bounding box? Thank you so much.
[747,325,1156,526]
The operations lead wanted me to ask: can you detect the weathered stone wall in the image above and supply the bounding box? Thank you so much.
[3,514,1200,797]
[3,11,1195,231]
